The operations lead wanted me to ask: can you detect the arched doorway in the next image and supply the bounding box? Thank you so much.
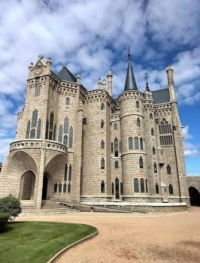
[42,173,49,200]
[189,187,200,206]
[115,178,120,199]
[21,171,36,200]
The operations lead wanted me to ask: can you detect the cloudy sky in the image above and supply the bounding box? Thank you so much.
[0,0,200,175]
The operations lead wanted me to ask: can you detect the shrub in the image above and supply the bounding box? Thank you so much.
[0,213,10,232]
[0,195,22,218]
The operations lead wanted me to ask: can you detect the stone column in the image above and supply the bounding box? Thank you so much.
[107,71,113,96]
[166,66,176,102]
[36,142,45,209]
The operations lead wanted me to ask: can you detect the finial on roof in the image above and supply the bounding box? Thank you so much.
[124,47,138,91]
[144,72,150,91]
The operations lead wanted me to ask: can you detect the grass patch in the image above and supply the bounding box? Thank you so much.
[0,221,97,263]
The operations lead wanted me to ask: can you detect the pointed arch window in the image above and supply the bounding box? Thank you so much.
[30,129,36,139]
[68,164,72,181]
[114,123,118,130]
[50,112,54,129]
[69,127,73,148]
[140,138,144,150]
[49,131,53,140]
[151,128,154,136]
[54,183,57,193]
[137,118,140,127]
[146,179,148,193]
[68,183,71,193]
[63,183,67,193]
[114,161,119,169]
[154,162,157,173]
[37,118,41,139]
[101,158,105,169]
[169,184,173,195]
[136,101,139,108]
[34,78,40,96]
[101,103,104,110]
[134,178,139,193]
[58,125,63,143]
[32,109,38,127]
[53,124,56,140]
[59,183,62,193]
[140,179,145,193]
[65,97,70,105]
[101,140,105,149]
[64,164,68,181]
[45,120,49,139]
[63,135,68,146]
[112,183,114,195]
[120,182,123,195]
[111,142,113,153]
[134,137,139,149]
[167,165,171,175]
[139,157,143,168]
[114,137,118,157]
[101,181,105,193]
[152,147,156,155]
[128,137,133,150]
[64,117,69,133]
[155,183,159,194]
[101,119,104,128]
[26,120,31,139]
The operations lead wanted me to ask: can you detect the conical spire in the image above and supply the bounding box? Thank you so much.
[124,50,138,91]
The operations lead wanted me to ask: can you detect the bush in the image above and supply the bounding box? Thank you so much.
[0,195,22,218]
[0,213,10,232]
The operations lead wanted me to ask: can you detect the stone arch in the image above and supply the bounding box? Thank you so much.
[20,170,36,200]
[188,187,200,206]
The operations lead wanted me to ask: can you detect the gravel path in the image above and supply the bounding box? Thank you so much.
[17,207,200,263]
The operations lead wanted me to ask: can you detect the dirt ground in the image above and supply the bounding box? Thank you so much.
[17,207,200,263]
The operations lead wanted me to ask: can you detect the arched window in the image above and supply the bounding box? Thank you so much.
[59,183,62,193]
[30,129,36,139]
[101,181,105,193]
[169,184,173,195]
[139,157,143,168]
[151,128,154,136]
[50,112,54,129]
[63,183,67,193]
[69,127,73,148]
[101,120,104,128]
[128,137,133,150]
[45,120,49,139]
[134,137,139,149]
[136,101,139,108]
[101,158,105,169]
[65,97,70,105]
[155,183,159,194]
[134,178,139,193]
[101,140,105,149]
[63,135,68,146]
[152,147,156,155]
[101,103,104,110]
[140,138,143,150]
[137,118,140,127]
[68,183,71,193]
[34,78,40,97]
[115,161,119,168]
[120,182,123,195]
[114,137,118,157]
[32,109,38,127]
[64,164,68,181]
[150,113,153,119]
[68,164,72,181]
[49,131,53,140]
[167,165,171,175]
[64,117,69,133]
[112,183,114,195]
[53,124,56,140]
[26,120,30,139]
[154,162,157,173]
[114,123,118,130]
[140,179,145,193]
[58,125,63,143]
[111,142,113,153]
[37,118,41,139]
[146,179,148,193]
[54,183,57,193]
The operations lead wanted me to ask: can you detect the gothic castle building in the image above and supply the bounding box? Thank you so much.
[0,54,189,209]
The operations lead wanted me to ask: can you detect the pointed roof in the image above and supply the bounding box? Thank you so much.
[124,53,138,91]
[57,66,77,82]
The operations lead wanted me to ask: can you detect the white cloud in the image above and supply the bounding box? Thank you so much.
[182,126,199,157]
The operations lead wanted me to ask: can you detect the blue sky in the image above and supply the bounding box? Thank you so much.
[0,0,200,175]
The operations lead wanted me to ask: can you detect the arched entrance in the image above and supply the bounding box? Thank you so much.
[42,173,49,200]
[21,171,36,200]
[189,187,200,206]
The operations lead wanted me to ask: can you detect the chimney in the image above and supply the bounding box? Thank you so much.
[107,71,113,96]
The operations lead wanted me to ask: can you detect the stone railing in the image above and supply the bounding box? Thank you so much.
[10,139,67,154]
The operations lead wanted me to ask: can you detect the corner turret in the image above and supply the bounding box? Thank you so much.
[124,51,138,91]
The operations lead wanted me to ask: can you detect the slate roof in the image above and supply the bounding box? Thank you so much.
[124,59,138,91]
[152,88,170,104]
[57,66,77,82]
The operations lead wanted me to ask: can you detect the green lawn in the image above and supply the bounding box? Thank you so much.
[0,221,97,263]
